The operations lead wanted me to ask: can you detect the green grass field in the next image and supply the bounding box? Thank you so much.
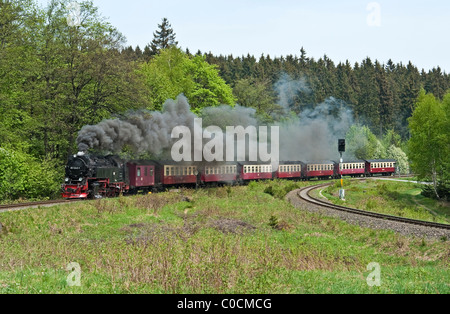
[0,180,449,294]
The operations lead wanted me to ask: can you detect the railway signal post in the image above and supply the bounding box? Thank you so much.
[338,139,346,201]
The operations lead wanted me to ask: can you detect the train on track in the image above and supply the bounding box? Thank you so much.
[62,152,397,199]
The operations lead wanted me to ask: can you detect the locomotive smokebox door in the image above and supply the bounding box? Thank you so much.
[338,139,346,153]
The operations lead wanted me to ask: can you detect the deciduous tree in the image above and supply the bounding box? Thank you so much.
[139,47,235,113]
[408,89,448,198]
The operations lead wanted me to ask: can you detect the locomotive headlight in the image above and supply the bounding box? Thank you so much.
[65,178,69,182]
[79,178,83,182]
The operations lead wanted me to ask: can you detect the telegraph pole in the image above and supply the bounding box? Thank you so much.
[338,139,346,201]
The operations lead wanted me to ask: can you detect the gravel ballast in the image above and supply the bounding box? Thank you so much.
[286,189,450,240]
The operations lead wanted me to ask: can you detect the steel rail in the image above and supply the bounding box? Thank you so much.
[0,200,77,212]
[298,183,450,230]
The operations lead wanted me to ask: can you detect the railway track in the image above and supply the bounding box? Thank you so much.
[297,183,450,231]
[0,176,445,233]
[0,199,76,213]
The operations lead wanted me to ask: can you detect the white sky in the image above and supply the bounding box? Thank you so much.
[35,0,450,72]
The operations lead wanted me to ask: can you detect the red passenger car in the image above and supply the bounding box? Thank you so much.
[365,159,396,176]
[239,162,273,182]
[127,161,156,190]
[275,162,305,180]
[157,161,198,186]
[305,161,336,179]
[338,160,366,177]
[200,163,238,184]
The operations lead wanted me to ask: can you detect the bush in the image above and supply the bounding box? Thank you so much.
[0,146,61,201]
[421,182,450,200]
[365,199,377,211]
[264,181,300,200]
[386,145,410,175]
[248,181,259,190]
[264,186,276,197]
[376,183,388,194]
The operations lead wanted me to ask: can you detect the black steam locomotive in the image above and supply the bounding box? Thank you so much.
[63,153,127,199]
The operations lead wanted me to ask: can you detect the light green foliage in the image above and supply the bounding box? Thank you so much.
[0,0,146,201]
[0,0,42,148]
[1,0,146,161]
[233,78,282,123]
[139,47,236,113]
[36,0,146,157]
[373,139,386,159]
[0,146,61,200]
[346,125,410,175]
[0,147,27,200]
[345,125,384,160]
[383,129,403,149]
[441,93,450,184]
[386,145,409,175]
[408,89,448,198]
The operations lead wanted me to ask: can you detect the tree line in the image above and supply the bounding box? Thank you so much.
[125,44,450,140]
[218,53,447,140]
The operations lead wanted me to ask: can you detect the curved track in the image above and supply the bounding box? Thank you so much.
[2,179,449,237]
[297,183,450,231]
[0,200,76,213]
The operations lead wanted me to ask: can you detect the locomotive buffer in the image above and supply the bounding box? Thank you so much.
[338,139,346,201]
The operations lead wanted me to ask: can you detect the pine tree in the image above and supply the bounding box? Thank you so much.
[425,67,446,99]
[149,18,178,56]
[336,62,356,106]
[398,62,421,138]
[375,61,396,134]
[143,45,152,61]
[134,45,143,60]
[357,58,381,134]
[299,47,309,68]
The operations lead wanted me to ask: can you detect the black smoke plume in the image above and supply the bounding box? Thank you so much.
[77,95,197,156]
[76,76,354,162]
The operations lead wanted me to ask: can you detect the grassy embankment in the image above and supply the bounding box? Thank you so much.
[316,179,449,224]
[0,179,448,294]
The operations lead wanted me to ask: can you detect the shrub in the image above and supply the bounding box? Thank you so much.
[421,182,450,200]
[264,181,301,200]
[0,146,61,201]
[268,215,279,229]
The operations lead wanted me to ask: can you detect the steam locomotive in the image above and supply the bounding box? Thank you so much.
[62,152,397,199]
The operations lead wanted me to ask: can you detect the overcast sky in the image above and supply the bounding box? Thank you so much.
[36,0,450,72]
